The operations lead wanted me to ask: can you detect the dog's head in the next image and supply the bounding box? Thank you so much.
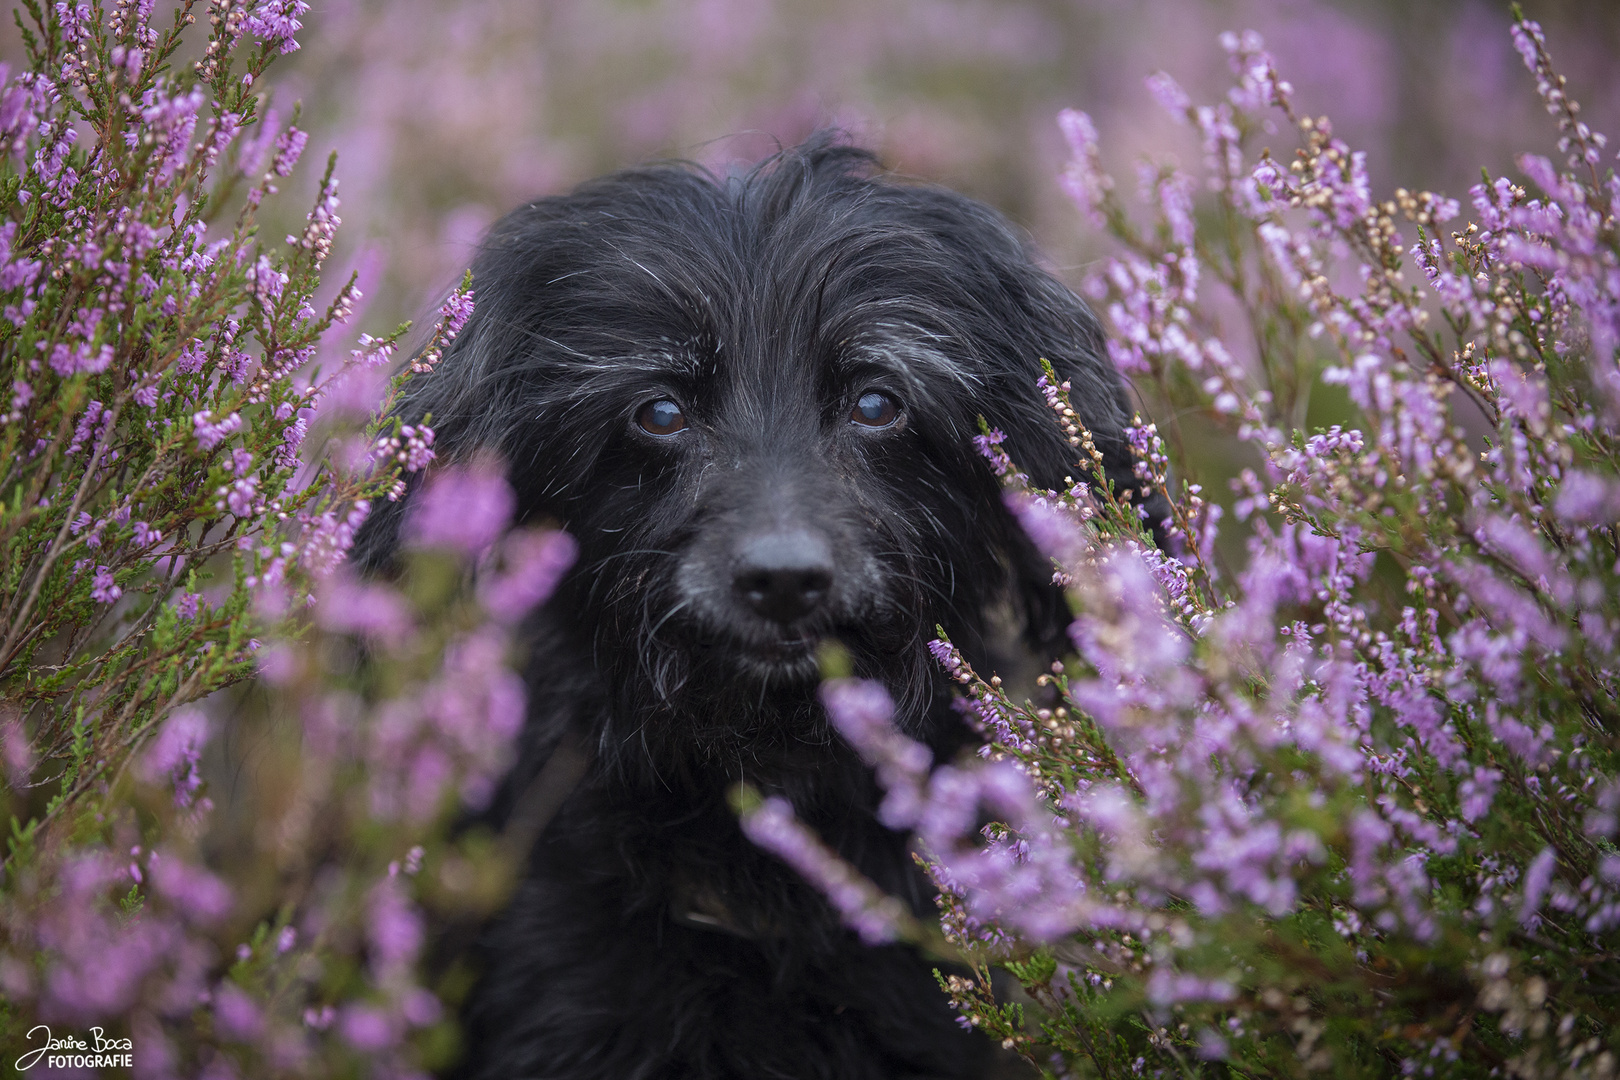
[359,135,1145,770]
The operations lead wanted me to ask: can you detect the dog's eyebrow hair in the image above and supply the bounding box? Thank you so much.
[483,319,698,383]
[597,235,682,296]
[481,316,590,358]
[625,257,667,289]
[842,320,984,393]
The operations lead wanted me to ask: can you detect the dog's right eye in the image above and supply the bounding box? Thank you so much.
[851,391,900,429]
[636,399,688,437]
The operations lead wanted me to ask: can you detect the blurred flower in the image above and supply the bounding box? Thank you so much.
[405,459,515,554]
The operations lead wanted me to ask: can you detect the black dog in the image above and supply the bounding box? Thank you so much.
[357,134,1145,1080]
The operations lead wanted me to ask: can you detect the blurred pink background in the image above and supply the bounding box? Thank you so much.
[15,0,1620,334]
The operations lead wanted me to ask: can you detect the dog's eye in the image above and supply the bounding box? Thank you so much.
[636,399,688,437]
[851,391,900,429]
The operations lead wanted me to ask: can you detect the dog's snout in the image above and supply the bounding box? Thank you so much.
[733,531,834,624]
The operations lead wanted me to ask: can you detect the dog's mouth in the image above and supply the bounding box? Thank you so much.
[741,633,817,664]
[723,631,823,681]
[751,632,815,656]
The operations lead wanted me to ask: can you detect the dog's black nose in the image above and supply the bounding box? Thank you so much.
[733,531,834,624]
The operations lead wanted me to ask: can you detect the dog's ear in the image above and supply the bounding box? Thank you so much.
[889,185,1164,516]
[880,184,1170,653]
[348,275,513,573]
[999,266,1142,497]
[350,182,626,573]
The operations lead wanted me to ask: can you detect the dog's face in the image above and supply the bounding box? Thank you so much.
[364,137,1140,769]
[581,286,1021,695]
[632,324,954,686]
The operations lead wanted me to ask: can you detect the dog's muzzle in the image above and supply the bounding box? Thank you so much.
[731,529,834,624]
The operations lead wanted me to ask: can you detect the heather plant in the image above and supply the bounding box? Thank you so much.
[0,0,461,818]
[219,0,1620,337]
[0,0,508,1069]
[743,12,1620,1078]
[0,0,357,834]
[2,455,573,1073]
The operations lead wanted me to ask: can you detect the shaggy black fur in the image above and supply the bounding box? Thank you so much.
[356,134,1147,1080]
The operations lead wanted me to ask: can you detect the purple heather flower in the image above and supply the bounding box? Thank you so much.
[1458,766,1502,822]
[175,338,209,374]
[821,677,933,828]
[1005,491,1088,569]
[269,123,308,175]
[137,84,204,180]
[973,427,1029,486]
[90,566,121,604]
[244,255,287,302]
[339,1003,397,1051]
[255,642,297,685]
[48,341,113,376]
[1145,969,1238,1006]
[297,500,373,578]
[1197,1029,1230,1061]
[148,851,232,924]
[316,570,413,645]
[820,679,925,775]
[1555,470,1620,524]
[66,399,108,456]
[439,287,475,340]
[915,765,983,850]
[140,707,211,807]
[405,461,515,555]
[221,477,258,518]
[742,796,906,944]
[192,409,243,451]
[1520,846,1558,927]
[1145,72,1191,118]
[402,987,443,1027]
[322,361,388,419]
[368,877,423,976]
[1056,109,1109,228]
[350,332,397,368]
[37,870,177,1022]
[1,714,32,786]
[477,528,577,624]
[213,983,265,1042]
[246,0,310,55]
[396,424,436,472]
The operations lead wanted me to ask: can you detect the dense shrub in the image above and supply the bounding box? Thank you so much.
[0,2,526,1073]
[2,1,1616,1076]
[744,12,1620,1078]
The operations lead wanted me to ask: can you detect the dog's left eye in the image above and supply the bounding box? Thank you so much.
[851,391,900,429]
[636,399,688,436]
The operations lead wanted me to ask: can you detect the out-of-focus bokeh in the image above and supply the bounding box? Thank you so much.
[269,0,1620,332]
[14,0,1620,334]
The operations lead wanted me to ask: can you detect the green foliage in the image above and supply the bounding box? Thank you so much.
[0,0,412,879]
[904,18,1620,1080]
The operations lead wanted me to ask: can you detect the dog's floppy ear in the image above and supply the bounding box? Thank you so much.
[994,262,1174,653]
[877,183,1147,504]
[999,265,1142,497]
[881,182,1166,652]
[348,276,511,572]
[349,183,620,573]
